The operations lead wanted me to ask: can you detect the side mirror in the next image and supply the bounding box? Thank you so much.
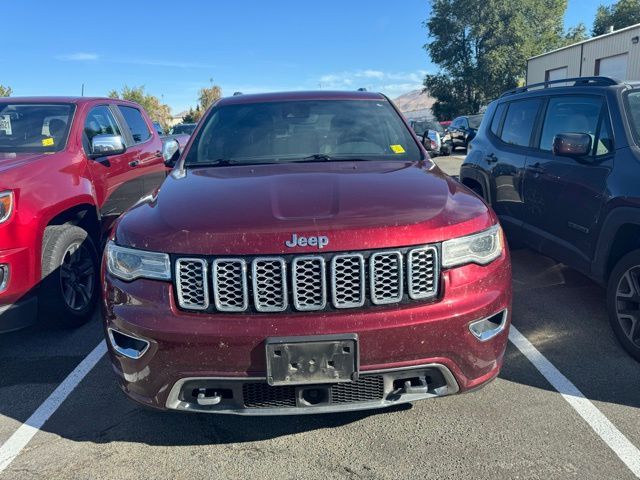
[552,133,592,158]
[90,134,126,157]
[162,139,180,167]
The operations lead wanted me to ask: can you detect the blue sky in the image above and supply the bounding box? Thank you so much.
[2,0,613,113]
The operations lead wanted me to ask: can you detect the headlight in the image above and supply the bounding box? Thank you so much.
[0,191,14,224]
[442,224,503,268]
[106,241,171,281]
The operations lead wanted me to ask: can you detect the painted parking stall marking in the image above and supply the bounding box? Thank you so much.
[0,340,107,474]
[509,326,640,478]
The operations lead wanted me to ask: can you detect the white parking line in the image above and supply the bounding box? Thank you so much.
[509,325,640,478]
[0,340,106,474]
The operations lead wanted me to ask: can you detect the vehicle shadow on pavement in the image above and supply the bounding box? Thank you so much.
[500,248,640,409]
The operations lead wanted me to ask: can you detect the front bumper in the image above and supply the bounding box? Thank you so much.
[103,252,511,413]
[164,363,459,415]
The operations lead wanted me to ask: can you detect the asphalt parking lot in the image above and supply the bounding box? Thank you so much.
[0,153,638,480]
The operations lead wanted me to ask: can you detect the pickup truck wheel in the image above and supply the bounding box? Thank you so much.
[39,225,98,328]
[608,249,640,361]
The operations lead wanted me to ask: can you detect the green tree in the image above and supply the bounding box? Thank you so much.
[198,83,222,111]
[182,106,201,124]
[108,85,172,131]
[0,85,11,97]
[593,0,640,36]
[423,0,583,120]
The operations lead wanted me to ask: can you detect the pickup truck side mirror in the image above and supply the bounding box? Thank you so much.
[162,139,180,167]
[552,133,592,158]
[90,134,126,157]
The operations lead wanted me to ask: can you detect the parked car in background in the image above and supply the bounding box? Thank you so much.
[409,119,451,156]
[103,90,512,415]
[162,123,197,153]
[169,123,197,136]
[152,121,164,136]
[449,114,483,151]
[460,76,640,361]
[0,96,172,332]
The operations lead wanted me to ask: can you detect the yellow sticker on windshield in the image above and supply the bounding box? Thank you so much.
[390,144,405,154]
[42,137,54,146]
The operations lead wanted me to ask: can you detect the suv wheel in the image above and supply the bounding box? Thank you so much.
[38,225,99,328]
[607,249,640,361]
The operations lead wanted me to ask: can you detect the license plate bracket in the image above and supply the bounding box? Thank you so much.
[265,334,359,386]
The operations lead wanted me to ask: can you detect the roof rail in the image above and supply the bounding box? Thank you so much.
[500,76,620,98]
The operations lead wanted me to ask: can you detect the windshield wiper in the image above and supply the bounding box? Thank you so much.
[185,158,239,168]
[295,154,370,163]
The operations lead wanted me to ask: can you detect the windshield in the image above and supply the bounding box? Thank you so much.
[0,103,74,153]
[468,114,483,129]
[170,124,196,135]
[627,90,640,145]
[411,120,444,136]
[184,99,422,166]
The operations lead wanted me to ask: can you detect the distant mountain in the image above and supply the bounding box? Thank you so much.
[392,89,435,113]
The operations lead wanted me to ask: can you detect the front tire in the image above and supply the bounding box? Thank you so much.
[607,250,640,361]
[38,225,99,328]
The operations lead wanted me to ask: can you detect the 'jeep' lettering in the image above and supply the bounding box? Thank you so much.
[285,234,329,249]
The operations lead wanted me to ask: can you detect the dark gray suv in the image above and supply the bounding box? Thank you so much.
[460,76,640,361]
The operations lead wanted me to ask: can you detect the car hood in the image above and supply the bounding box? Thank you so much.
[115,160,493,255]
[0,152,51,174]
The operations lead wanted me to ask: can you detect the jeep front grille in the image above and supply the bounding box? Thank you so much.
[174,246,439,313]
[175,258,209,310]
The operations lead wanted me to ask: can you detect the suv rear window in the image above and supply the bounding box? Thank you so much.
[499,99,541,147]
[0,103,74,153]
[185,99,422,166]
[117,106,151,144]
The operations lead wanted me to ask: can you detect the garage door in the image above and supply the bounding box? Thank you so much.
[596,53,628,80]
[545,67,568,87]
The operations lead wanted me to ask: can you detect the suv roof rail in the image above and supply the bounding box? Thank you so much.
[500,76,620,98]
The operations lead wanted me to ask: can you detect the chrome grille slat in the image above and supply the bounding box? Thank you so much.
[370,251,403,305]
[175,258,209,310]
[252,257,288,312]
[292,256,327,311]
[331,254,365,309]
[174,245,440,313]
[212,259,248,312]
[407,246,438,300]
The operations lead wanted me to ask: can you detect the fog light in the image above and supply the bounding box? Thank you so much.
[0,264,8,292]
[469,310,508,341]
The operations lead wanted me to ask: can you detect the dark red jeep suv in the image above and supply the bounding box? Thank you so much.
[102,91,512,414]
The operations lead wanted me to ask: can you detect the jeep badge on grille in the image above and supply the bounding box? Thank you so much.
[285,234,329,249]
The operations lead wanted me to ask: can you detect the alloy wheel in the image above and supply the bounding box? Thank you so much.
[59,242,95,311]
[615,266,640,347]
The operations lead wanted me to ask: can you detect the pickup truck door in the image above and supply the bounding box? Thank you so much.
[522,95,613,270]
[114,105,167,196]
[83,105,141,227]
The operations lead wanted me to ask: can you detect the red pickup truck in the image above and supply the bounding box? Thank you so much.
[0,97,174,332]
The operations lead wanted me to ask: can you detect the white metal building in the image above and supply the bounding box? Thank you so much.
[526,23,640,85]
